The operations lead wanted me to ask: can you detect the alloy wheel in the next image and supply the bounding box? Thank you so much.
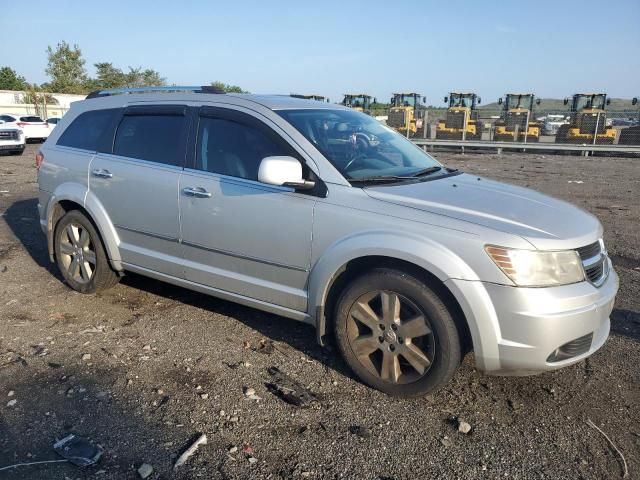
[346,290,435,384]
[58,223,96,284]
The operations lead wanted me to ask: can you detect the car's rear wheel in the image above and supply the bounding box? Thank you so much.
[54,210,119,294]
[334,268,462,397]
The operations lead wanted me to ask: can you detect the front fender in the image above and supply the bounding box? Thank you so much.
[307,229,479,321]
[46,184,123,271]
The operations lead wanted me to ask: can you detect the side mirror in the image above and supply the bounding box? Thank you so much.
[389,97,394,105]
[563,98,569,105]
[422,96,426,103]
[633,97,638,106]
[326,98,330,103]
[606,98,611,105]
[258,156,315,190]
[373,97,377,104]
[477,97,482,105]
[444,96,448,103]
[536,98,541,105]
[498,97,503,105]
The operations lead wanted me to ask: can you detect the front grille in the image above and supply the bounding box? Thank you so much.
[387,109,406,128]
[445,110,466,129]
[578,113,607,134]
[576,240,607,287]
[0,130,19,140]
[547,333,593,362]
[506,112,528,131]
[577,241,601,260]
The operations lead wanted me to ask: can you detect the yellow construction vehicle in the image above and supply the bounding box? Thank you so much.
[618,97,640,145]
[341,94,375,114]
[555,93,615,144]
[290,94,328,102]
[494,93,541,142]
[436,92,483,140]
[386,92,427,137]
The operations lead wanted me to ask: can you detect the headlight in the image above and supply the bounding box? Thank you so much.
[485,245,584,287]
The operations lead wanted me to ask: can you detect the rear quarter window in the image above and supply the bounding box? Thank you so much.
[57,109,120,151]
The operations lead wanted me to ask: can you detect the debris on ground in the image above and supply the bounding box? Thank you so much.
[174,433,207,470]
[266,366,317,407]
[81,353,91,361]
[457,419,472,434]
[53,434,103,466]
[228,446,238,454]
[137,463,153,479]
[349,425,371,438]
[243,387,256,397]
[256,338,274,354]
[6,399,17,407]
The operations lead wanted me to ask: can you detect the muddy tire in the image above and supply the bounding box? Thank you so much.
[54,210,120,294]
[334,268,462,397]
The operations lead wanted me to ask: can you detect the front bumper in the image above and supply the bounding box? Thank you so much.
[446,260,618,375]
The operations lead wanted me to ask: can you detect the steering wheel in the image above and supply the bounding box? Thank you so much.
[343,153,368,172]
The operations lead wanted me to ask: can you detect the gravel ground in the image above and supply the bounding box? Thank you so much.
[0,144,638,480]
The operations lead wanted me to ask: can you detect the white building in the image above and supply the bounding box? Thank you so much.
[0,90,86,118]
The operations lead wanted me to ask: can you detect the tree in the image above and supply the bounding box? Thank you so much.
[124,67,165,88]
[0,66,28,91]
[211,80,248,93]
[44,41,88,94]
[93,62,126,89]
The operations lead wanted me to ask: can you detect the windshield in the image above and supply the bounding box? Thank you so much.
[449,94,474,108]
[574,95,606,110]
[506,95,533,109]
[394,95,417,108]
[277,109,442,182]
[344,96,369,108]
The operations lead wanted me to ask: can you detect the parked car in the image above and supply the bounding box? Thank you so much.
[0,113,50,142]
[0,121,25,155]
[47,117,62,127]
[36,87,618,397]
[542,114,569,135]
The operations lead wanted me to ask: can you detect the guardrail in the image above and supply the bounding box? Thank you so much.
[411,139,640,155]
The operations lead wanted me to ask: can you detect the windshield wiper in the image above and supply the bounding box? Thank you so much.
[348,175,415,184]
[411,166,442,177]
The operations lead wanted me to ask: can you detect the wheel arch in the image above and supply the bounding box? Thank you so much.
[46,186,122,271]
[308,232,477,352]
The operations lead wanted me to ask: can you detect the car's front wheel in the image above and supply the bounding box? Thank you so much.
[54,210,120,294]
[334,268,462,397]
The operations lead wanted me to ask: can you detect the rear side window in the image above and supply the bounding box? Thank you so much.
[57,109,120,151]
[0,115,16,122]
[114,110,187,166]
[20,116,43,122]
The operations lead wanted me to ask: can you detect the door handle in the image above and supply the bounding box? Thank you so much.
[182,187,212,198]
[92,168,113,179]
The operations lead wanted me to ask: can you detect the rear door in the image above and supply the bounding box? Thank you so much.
[89,105,189,277]
[179,106,316,312]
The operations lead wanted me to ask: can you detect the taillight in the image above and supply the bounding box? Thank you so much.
[35,151,44,169]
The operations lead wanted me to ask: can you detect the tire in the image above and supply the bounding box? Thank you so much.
[54,210,120,294]
[334,268,462,397]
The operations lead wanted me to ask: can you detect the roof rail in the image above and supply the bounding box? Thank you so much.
[85,85,225,99]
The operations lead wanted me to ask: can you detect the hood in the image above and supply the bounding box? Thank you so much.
[365,173,601,249]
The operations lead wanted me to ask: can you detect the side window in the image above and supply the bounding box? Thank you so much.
[196,116,293,180]
[1,115,16,122]
[57,109,119,151]
[114,112,187,166]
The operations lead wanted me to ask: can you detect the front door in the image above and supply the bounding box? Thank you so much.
[179,107,316,312]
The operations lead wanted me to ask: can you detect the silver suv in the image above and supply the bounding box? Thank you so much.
[36,86,618,397]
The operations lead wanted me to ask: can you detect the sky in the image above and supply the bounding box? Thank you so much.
[1,0,639,103]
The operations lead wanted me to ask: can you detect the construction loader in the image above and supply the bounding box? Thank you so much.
[386,92,427,137]
[494,93,541,142]
[618,97,640,145]
[435,92,483,140]
[555,93,615,144]
[341,94,375,115]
